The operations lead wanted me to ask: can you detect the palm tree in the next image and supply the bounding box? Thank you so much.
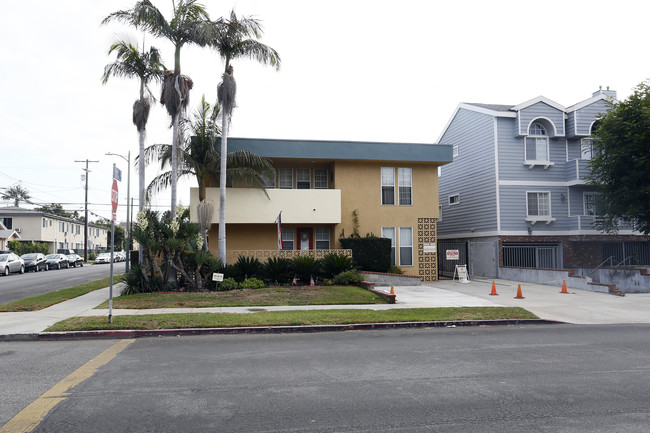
[144,96,274,249]
[2,184,31,207]
[101,36,165,216]
[210,10,281,262]
[102,0,216,221]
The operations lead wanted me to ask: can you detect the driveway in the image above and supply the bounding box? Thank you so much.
[391,278,650,325]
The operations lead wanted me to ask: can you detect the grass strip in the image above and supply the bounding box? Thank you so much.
[45,307,538,332]
[0,275,125,312]
[95,286,387,309]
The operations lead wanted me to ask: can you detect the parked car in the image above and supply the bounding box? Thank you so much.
[45,254,70,270]
[0,253,24,276]
[57,248,76,255]
[115,251,126,262]
[66,254,84,268]
[95,253,113,264]
[20,253,48,272]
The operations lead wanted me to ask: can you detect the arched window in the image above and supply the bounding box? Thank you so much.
[525,122,549,162]
[581,120,601,160]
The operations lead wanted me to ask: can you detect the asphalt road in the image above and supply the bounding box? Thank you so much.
[0,262,126,304]
[2,324,649,432]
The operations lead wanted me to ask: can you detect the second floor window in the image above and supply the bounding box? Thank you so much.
[2,217,12,229]
[581,138,598,160]
[398,168,412,205]
[584,193,601,216]
[278,168,293,189]
[525,123,549,162]
[314,169,328,189]
[527,192,551,217]
[381,167,395,205]
[296,169,311,189]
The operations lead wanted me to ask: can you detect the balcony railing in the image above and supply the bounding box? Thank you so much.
[564,159,591,183]
[191,187,341,225]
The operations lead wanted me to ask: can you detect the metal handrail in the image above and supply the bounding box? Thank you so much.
[588,256,614,275]
[615,256,632,267]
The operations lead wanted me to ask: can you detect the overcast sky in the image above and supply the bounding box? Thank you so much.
[1,0,648,222]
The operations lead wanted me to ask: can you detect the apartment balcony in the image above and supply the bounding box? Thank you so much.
[191,187,341,224]
[564,159,590,184]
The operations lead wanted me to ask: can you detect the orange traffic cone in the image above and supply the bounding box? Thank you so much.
[390,286,395,295]
[514,284,525,299]
[560,280,569,294]
[490,281,498,296]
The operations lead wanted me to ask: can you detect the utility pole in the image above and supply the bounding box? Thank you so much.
[75,159,99,262]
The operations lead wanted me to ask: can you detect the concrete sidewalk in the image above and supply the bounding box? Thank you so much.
[2,278,650,339]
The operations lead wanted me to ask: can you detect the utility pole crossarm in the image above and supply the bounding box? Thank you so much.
[75,159,99,262]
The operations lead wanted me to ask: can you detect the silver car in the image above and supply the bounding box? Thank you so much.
[0,253,25,276]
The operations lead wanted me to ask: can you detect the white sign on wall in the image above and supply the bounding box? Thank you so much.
[423,242,437,253]
[446,249,459,260]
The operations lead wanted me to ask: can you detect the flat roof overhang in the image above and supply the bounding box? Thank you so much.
[226,137,453,164]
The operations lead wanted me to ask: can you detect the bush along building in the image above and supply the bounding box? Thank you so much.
[189,137,452,281]
[436,88,650,293]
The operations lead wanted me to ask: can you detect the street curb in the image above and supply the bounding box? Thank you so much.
[0,319,563,341]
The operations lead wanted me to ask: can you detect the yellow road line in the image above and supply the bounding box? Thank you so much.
[0,339,135,433]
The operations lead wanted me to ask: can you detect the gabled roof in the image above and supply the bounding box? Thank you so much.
[566,92,612,113]
[0,229,21,240]
[227,138,453,164]
[511,95,566,112]
[0,207,104,229]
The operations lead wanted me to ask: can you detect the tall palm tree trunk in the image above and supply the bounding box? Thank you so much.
[218,117,228,263]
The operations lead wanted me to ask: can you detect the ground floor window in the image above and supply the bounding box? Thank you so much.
[315,228,330,250]
[281,227,294,250]
[399,227,413,266]
[381,227,396,266]
[502,243,559,269]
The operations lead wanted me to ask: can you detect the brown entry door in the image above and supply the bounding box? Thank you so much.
[297,228,313,250]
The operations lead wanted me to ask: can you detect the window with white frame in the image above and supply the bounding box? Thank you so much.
[449,194,460,205]
[398,167,412,205]
[281,227,294,250]
[584,192,601,216]
[314,169,328,189]
[278,168,293,189]
[381,167,395,205]
[42,218,48,228]
[382,227,396,266]
[527,192,551,217]
[399,227,413,266]
[580,138,597,160]
[1,218,12,229]
[525,122,549,162]
[315,228,330,250]
[262,171,276,188]
[296,169,311,189]
[453,145,459,157]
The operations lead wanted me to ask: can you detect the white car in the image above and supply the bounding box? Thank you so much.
[95,253,113,264]
[0,253,25,276]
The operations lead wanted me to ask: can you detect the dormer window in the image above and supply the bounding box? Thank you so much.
[524,122,552,168]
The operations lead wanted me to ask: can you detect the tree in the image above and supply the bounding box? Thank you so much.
[588,81,650,234]
[2,184,31,207]
[95,218,126,250]
[103,0,216,221]
[144,96,274,249]
[210,10,281,262]
[35,203,74,218]
[101,36,165,215]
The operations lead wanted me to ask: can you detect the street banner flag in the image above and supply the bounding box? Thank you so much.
[113,164,122,182]
[310,276,315,287]
[277,211,283,250]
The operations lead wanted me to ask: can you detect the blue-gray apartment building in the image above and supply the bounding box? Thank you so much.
[437,88,650,279]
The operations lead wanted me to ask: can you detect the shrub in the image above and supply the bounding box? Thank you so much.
[240,277,265,289]
[88,253,97,261]
[233,256,262,281]
[291,255,321,285]
[339,236,391,272]
[262,257,292,285]
[321,252,353,278]
[387,265,403,274]
[218,278,240,291]
[333,270,364,285]
[123,264,164,295]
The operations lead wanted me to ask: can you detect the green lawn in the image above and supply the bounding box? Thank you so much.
[95,286,386,309]
[0,275,125,312]
[45,307,539,332]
